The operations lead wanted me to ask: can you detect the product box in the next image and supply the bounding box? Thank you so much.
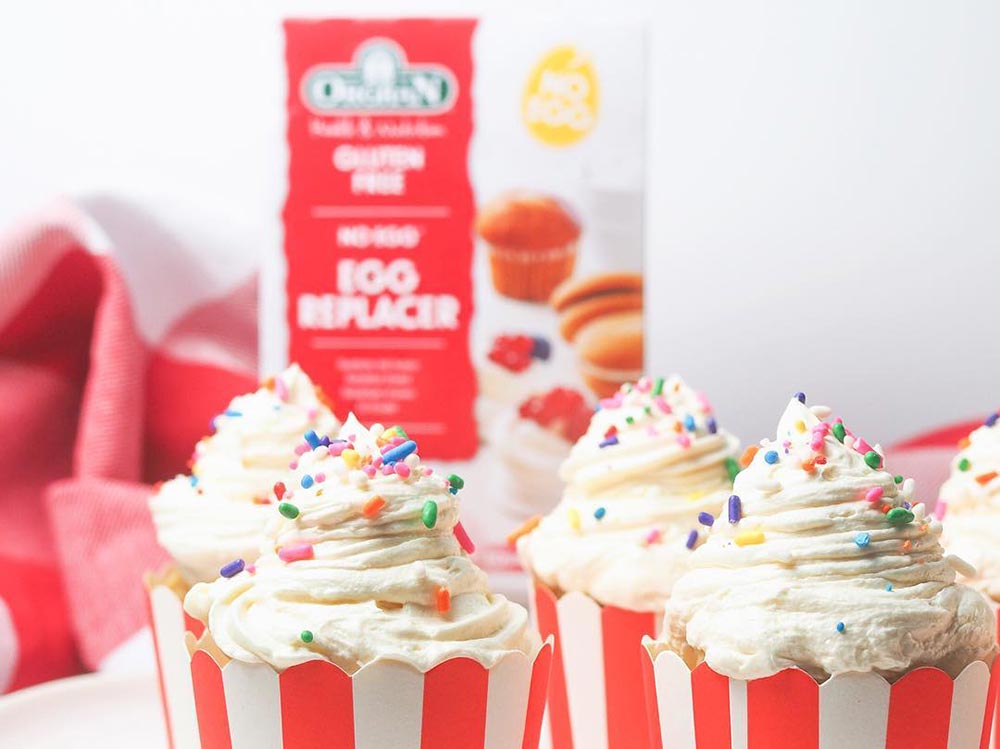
[270,17,646,596]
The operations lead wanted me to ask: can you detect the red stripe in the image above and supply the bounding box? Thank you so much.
[984,655,1000,749]
[280,659,355,749]
[145,588,175,749]
[640,648,663,749]
[184,611,206,639]
[601,606,658,749]
[747,669,818,749]
[534,584,573,749]
[190,651,232,749]
[523,642,553,749]
[886,667,953,749]
[421,658,488,749]
[692,663,731,749]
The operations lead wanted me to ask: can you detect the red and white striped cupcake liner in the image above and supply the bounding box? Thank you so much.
[643,645,1000,749]
[531,582,662,749]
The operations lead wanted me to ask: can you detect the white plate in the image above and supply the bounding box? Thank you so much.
[0,672,167,748]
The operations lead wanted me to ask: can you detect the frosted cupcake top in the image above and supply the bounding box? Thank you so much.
[516,376,740,611]
[149,364,340,585]
[940,411,1000,601]
[657,396,996,682]
[185,415,540,673]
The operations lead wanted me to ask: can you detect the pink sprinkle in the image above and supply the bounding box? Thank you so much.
[636,377,652,392]
[246,565,256,575]
[372,456,383,468]
[289,460,298,470]
[866,487,884,503]
[599,397,621,410]
[696,391,713,413]
[645,528,662,545]
[676,434,691,448]
[854,438,873,455]
[314,473,325,483]
[422,467,434,476]
[934,501,948,520]
[394,463,411,478]
[307,407,318,420]
[329,442,347,457]
[294,443,309,456]
[654,396,672,414]
[278,543,314,563]
[646,426,659,437]
[380,443,393,455]
[381,464,394,476]
[274,377,289,402]
[454,522,476,555]
[362,465,376,478]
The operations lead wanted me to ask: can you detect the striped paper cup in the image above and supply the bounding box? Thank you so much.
[530,581,662,749]
[145,567,205,749]
[643,645,1000,749]
[185,632,553,749]
[993,601,1000,749]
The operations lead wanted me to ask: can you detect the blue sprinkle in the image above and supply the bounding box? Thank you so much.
[885,583,894,592]
[764,450,779,464]
[304,430,321,449]
[594,507,607,520]
[224,409,243,417]
[190,476,199,487]
[685,529,699,549]
[683,415,696,431]
[698,511,715,527]
[531,336,551,361]
[836,621,845,633]
[794,391,806,404]
[220,558,245,578]
[301,475,315,489]
[855,532,871,548]
[706,417,718,434]
[903,501,911,509]
[599,435,619,449]
[986,413,999,428]
[449,486,458,495]
[319,435,332,447]
[728,495,742,524]
[383,440,417,465]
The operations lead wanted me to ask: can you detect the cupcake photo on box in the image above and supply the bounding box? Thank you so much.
[514,375,740,749]
[645,395,999,749]
[476,332,558,439]
[145,364,339,749]
[181,414,551,748]
[475,191,581,303]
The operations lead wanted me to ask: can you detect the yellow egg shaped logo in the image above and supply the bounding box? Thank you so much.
[522,45,599,147]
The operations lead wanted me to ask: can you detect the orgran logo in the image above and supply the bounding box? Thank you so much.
[302,38,458,115]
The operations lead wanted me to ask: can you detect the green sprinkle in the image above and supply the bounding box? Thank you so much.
[958,458,971,472]
[300,630,314,643]
[644,406,653,416]
[652,377,665,396]
[894,475,904,484]
[447,473,465,490]
[725,457,740,482]
[886,507,914,525]
[626,416,634,425]
[863,451,882,470]
[832,423,846,443]
[278,502,300,519]
[421,500,438,529]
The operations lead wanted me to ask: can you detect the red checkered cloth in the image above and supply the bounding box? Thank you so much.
[0,201,256,692]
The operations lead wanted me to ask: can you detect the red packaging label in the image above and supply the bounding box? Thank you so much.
[283,19,477,458]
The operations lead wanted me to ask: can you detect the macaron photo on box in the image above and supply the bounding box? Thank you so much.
[264,16,646,598]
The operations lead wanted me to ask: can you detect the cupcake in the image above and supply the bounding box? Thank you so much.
[940,411,1000,602]
[146,364,339,748]
[515,375,739,749]
[646,396,997,748]
[492,386,592,519]
[182,415,551,747]
[476,191,580,302]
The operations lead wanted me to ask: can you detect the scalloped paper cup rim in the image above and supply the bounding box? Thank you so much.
[642,640,999,749]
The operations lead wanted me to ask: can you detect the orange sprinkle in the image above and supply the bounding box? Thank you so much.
[435,586,451,613]
[362,496,386,518]
[958,437,971,449]
[263,376,276,390]
[253,496,272,505]
[902,540,912,552]
[673,421,683,433]
[801,458,816,474]
[881,504,891,514]
[507,515,542,549]
[740,446,760,468]
[975,471,998,486]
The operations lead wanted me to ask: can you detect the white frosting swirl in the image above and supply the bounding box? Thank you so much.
[941,414,1000,601]
[150,364,340,585]
[518,376,739,611]
[658,398,996,681]
[185,415,540,672]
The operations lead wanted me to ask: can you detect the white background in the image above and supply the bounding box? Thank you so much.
[1,0,998,444]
